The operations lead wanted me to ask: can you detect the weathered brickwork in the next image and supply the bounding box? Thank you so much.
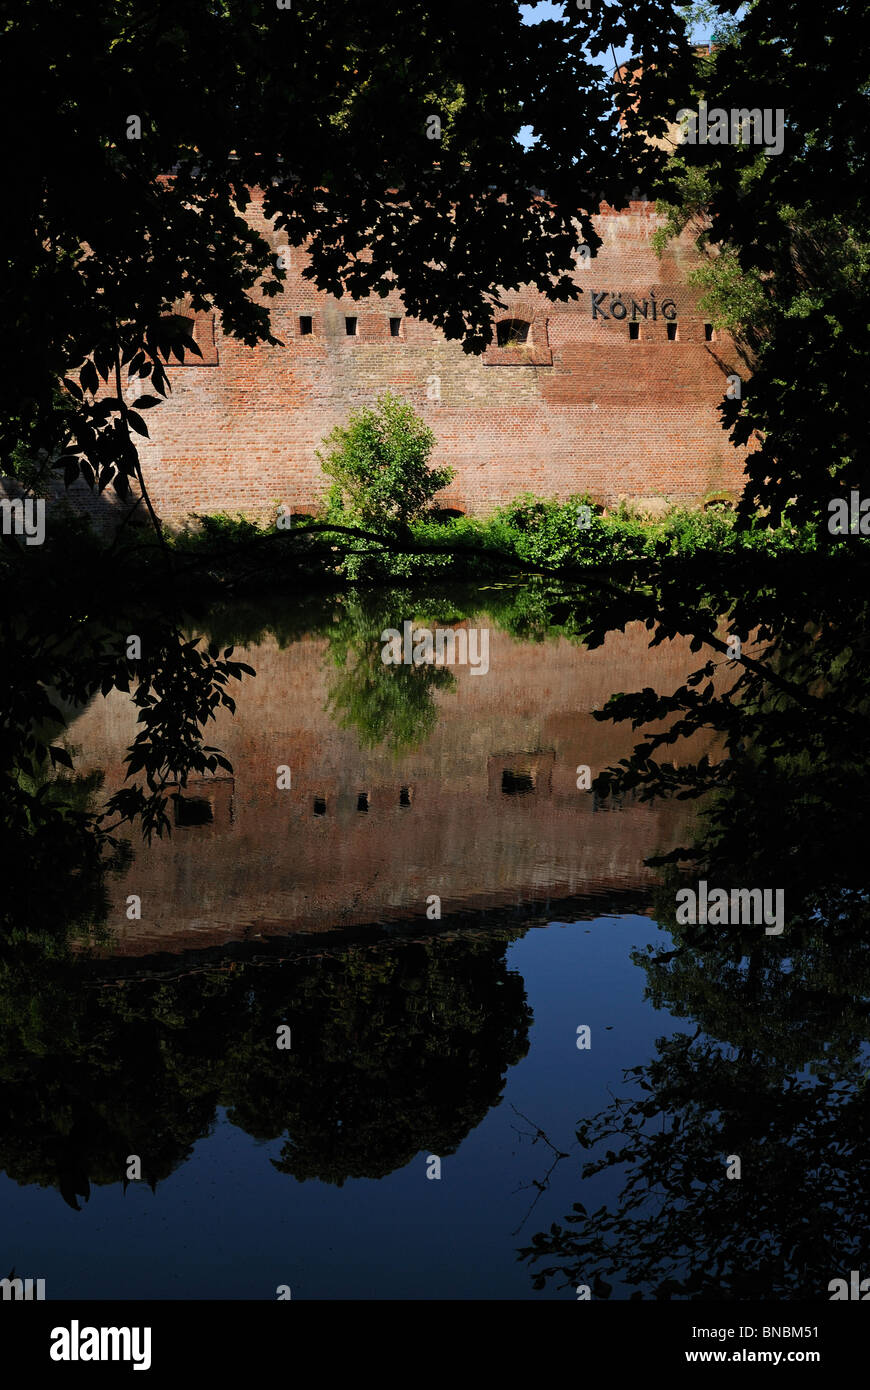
[9,193,752,530]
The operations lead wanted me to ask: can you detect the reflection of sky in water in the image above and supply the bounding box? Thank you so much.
[0,915,679,1299]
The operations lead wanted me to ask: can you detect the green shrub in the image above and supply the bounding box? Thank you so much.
[317,392,453,530]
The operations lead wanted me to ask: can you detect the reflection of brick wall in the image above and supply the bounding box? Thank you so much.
[105,194,749,527]
[69,622,714,954]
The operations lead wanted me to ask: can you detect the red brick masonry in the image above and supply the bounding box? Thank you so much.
[112,197,752,525]
[15,195,751,529]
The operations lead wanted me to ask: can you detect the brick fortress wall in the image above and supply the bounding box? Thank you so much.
[95,194,750,528]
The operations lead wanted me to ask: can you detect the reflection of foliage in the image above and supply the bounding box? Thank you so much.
[0,591,132,943]
[0,930,530,1203]
[517,545,870,1299]
[520,1033,870,1300]
[583,553,870,924]
[323,592,457,751]
[0,942,226,1207]
[0,544,254,892]
[519,698,870,1301]
[225,934,531,1185]
[0,761,129,949]
[101,626,253,842]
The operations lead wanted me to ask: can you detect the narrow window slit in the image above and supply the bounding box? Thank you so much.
[502,769,535,796]
[174,796,213,827]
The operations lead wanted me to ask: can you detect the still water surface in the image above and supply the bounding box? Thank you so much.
[1,915,678,1299]
[2,589,862,1300]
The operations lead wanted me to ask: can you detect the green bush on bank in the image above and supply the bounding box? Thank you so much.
[328,494,817,582]
[159,492,819,587]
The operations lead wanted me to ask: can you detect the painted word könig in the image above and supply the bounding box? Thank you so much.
[675,881,784,935]
[591,290,676,322]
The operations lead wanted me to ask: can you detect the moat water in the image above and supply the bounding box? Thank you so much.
[1,585,866,1300]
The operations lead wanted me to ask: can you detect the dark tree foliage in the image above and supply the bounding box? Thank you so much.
[661,1,870,527]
